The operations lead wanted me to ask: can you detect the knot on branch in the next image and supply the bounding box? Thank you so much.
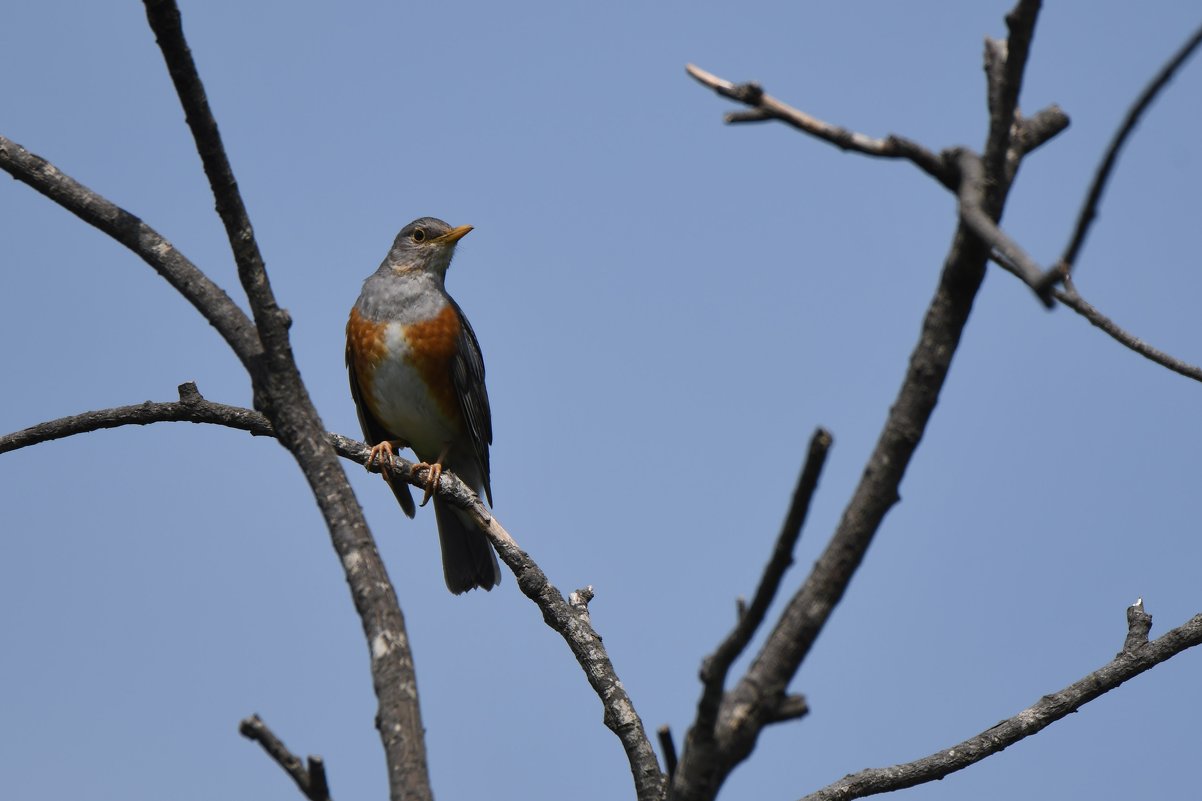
[177,381,203,406]
[730,81,763,105]
[1121,598,1153,654]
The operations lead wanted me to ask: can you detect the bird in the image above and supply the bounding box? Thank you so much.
[346,217,501,594]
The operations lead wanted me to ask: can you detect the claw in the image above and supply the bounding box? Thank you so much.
[416,446,451,508]
[416,462,442,507]
[367,440,398,472]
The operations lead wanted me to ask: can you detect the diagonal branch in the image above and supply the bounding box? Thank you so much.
[239,715,333,801]
[800,602,1202,801]
[0,384,666,801]
[673,5,1045,800]
[1055,277,1202,383]
[985,252,1202,384]
[684,64,953,188]
[950,147,1054,306]
[686,56,1064,309]
[1054,21,1202,282]
[480,517,667,801]
[693,429,832,738]
[0,134,262,369]
[140,5,432,799]
[143,1,283,351]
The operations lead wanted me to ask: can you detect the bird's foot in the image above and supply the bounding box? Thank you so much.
[414,461,443,508]
[415,446,451,507]
[367,440,409,479]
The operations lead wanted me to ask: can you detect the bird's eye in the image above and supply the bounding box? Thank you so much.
[412,228,426,243]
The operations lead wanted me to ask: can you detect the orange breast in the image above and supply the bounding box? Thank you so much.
[402,304,463,423]
[346,307,390,422]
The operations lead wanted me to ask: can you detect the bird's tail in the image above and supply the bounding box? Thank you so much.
[384,472,417,518]
[433,496,501,594]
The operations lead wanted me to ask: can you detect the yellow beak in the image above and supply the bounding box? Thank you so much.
[435,224,473,244]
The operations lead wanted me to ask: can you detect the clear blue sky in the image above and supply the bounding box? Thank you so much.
[2,2,1200,800]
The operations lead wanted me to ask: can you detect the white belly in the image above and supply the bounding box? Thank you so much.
[370,323,458,460]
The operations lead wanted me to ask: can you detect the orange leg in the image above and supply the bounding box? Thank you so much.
[414,445,451,508]
[366,440,407,476]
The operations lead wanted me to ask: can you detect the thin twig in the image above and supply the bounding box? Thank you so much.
[1056,21,1202,281]
[800,605,1202,801]
[694,429,833,737]
[684,64,952,188]
[1056,277,1202,383]
[987,250,1202,384]
[239,715,333,801]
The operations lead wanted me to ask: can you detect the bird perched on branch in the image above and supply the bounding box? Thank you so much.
[346,217,500,594]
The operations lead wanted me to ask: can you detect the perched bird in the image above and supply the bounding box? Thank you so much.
[346,217,500,593]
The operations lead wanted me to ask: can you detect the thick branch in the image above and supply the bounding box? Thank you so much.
[684,64,952,188]
[141,4,432,798]
[1056,21,1202,280]
[800,604,1202,801]
[674,6,1044,799]
[982,0,1041,183]
[239,715,332,801]
[143,0,284,349]
[0,386,664,800]
[0,135,262,370]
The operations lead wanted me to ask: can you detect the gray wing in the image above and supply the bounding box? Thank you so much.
[449,298,494,506]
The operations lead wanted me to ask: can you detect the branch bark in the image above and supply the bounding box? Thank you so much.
[0,383,666,801]
[239,715,333,801]
[675,4,1044,799]
[0,135,262,369]
[1055,21,1202,281]
[140,5,433,797]
[800,603,1202,801]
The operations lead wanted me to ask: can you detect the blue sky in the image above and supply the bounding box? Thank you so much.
[2,2,1200,800]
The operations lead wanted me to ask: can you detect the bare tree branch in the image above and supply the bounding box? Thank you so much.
[686,51,1064,308]
[684,63,953,189]
[1012,105,1070,156]
[478,515,667,799]
[125,3,434,797]
[0,135,262,369]
[0,383,666,801]
[239,715,333,801]
[4,21,428,793]
[981,0,1041,183]
[950,147,1053,306]
[1054,21,1202,283]
[674,5,1046,799]
[1055,277,1202,383]
[693,429,832,740]
[799,603,1202,801]
[657,726,678,781]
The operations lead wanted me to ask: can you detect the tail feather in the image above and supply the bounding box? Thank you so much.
[433,497,501,594]
[383,472,417,518]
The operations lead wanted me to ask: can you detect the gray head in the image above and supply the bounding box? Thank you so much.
[382,217,473,276]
